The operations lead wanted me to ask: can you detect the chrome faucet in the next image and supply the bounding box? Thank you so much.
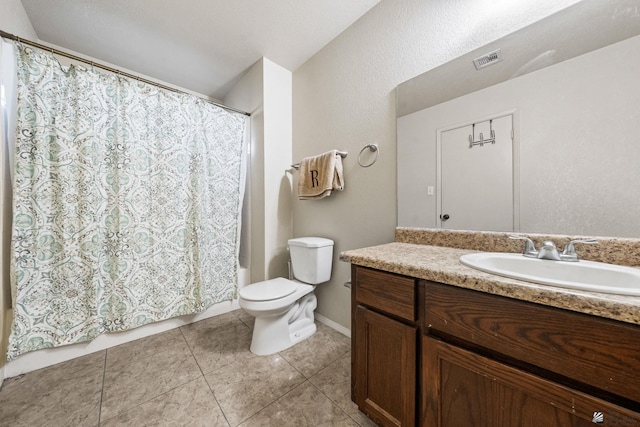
[537,240,561,261]
[509,235,597,262]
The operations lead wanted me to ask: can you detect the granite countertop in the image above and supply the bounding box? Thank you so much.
[340,242,640,326]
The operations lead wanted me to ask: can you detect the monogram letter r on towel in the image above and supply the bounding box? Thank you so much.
[310,170,319,187]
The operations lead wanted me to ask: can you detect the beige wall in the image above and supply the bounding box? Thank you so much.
[292,0,582,329]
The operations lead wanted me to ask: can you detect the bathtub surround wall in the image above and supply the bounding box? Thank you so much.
[0,0,38,384]
[292,0,582,329]
[0,43,12,385]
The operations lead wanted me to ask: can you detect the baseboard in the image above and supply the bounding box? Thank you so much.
[315,313,351,338]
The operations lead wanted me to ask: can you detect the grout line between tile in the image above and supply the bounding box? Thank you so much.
[100,376,209,425]
[178,325,232,426]
[178,326,206,377]
[201,374,233,427]
[306,380,362,426]
[306,352,372,427]
[213,352,308,426]
[97,350,107,426]
[239,379,311,426]
[98,335,204,424]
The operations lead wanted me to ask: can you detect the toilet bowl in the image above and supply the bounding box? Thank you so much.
[239,237,333,355]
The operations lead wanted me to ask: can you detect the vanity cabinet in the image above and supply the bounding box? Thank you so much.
[351,265,422,427]
[350,265,640,427]
[423,281,640,426]
[422,336,639,427]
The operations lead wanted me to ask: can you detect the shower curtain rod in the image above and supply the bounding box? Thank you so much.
[0,29,250,117]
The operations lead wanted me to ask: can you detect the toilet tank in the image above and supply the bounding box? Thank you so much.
[288,237,334,284]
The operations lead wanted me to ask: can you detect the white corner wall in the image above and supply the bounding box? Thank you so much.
[292,0,582,329]
[262,59,293,280]
[224,58,293,284]
[224,60,265,282]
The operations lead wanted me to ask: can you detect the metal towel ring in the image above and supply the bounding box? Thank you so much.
[357,144,379,168]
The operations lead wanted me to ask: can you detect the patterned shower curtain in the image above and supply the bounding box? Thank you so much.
[7,43,247,360]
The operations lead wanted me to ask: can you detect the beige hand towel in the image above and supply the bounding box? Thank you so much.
[298,150,344,200]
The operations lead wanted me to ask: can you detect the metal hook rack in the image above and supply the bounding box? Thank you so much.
[469,120,495,148]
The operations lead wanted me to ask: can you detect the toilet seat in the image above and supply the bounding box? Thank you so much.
[239,278,299,301]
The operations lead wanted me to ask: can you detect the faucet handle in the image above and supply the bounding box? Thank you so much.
[540,240,558,250]
[509,235,538,257]
[561,238,598,261]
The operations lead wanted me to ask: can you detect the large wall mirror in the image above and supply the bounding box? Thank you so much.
[397,0,640,238]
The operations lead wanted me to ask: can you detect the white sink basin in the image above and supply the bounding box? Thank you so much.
[459,252,640,296]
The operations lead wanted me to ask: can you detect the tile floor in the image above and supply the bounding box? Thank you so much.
[0,310,377,427]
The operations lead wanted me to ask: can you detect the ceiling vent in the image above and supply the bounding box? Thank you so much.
[473,49,503,70]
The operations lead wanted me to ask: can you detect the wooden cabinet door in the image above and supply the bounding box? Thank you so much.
[422,336,640,427]
[354,305,417,427]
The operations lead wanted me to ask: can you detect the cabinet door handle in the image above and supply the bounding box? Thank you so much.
[440,214,450,221]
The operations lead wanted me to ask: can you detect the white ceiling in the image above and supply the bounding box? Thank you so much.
[20,0,381,99]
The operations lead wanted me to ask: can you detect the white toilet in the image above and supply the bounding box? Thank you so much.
[239,237,334,355]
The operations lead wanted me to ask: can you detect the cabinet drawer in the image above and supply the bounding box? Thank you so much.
[355,267,416,322]
[424,281,640,405]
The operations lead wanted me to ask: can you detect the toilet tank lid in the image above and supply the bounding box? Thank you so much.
[288,237,334,248]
